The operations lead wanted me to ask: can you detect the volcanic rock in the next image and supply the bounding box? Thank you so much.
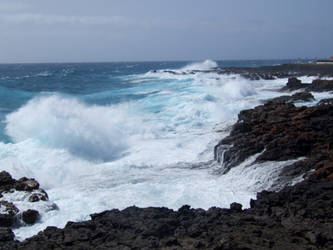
[0,171,55,230]
[0,228,15,242]
[308,79,333,92]
[318,98,333,106]
[0,201,19,227]
[221,63,333,79]
[22,209,39,225]
[214,101,333,178]
[266,91,315,104]
[0,178,328,250]
[14,177,39,192]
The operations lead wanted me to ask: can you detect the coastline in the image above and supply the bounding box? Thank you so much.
[1,63,333,249]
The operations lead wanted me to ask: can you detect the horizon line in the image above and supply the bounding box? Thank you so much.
[0,58,316,65]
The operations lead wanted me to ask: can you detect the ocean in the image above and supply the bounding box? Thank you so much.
[0,59,322,240]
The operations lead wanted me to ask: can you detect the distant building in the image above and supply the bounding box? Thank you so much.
[316,56,333,64]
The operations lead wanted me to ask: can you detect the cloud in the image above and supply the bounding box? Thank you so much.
[0,13,136,27]
[0,2,27,12]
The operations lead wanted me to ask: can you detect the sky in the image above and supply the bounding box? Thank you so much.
[0,0,332,63]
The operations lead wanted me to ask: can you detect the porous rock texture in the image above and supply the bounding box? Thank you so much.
[214,100,333,183]
[1,178,331,249]
[0,171,54,231]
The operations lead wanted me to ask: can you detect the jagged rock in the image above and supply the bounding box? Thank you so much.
[0,171,15,187]
[22,209,39,225]
[0,201,19,227]
[287,77,302,87]
[266,91,315,104]
[230,202,242,211]
[308,79,333,92]
[0,228,14,242]
[221,63,333,79]
[14,177,39,192]
[318,98,333,105]
[214,101,333,177]
[0,171,15,194]
[280,77,310,91]
[28,189,49,202]
[0,171,55,233]
[2,179,329,250]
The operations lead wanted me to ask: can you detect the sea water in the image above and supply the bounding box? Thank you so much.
[0,59,327,240]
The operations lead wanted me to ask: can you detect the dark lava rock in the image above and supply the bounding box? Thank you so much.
[286,77,302,87]
[280,77,310,91]
[318,98,333,106]
[266,91,315,104]
[221,63,333,80]
[0,171,53,231]
[214,101,333,178]
[230,202,242,211]
[0,228,14,242]
[0,201,19,227]
[1,178,329,250]
[28,189,49,202]
[0,171,15,194]
[308,79,333,92]
[0,171,15,187]
[281,78,333,92]
[22,209,39,225]
[14,177,39,192]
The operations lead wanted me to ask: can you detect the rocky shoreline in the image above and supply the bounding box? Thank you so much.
[1,64,333,249]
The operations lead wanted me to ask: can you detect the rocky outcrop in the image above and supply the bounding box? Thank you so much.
[214,101,333,183]
[309,79,333,92]
[265,91,315,104]
[281,77,333,92]
[221,63,333,80]
[152,63,333,80]
[0,178,329,250]
[0,171,55,229]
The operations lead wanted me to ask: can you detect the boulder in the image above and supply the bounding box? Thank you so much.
[14,177,39,192]
[22,210,39,225]
[0,201,19,227]
[307,79,333,92]
[0,228,15,242]
[266,92,315,104]
[230,202,242,211]
[0,171,15,186]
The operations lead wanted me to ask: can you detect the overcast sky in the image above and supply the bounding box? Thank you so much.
[0,0,332,63]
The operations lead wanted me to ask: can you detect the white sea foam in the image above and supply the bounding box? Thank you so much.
[5,96,131,162]
[180,59,218,71]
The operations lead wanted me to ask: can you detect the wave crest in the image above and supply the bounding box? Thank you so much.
[181,59,218,72]
[5,95,130,162]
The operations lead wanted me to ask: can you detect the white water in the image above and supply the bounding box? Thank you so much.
[1,60,332,240]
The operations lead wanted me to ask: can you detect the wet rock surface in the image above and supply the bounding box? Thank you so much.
[220,63,333,79]
[265,91,315,104]
[1,178,330,250]
[0,171,54,229]
[21,209,39,225]
[154,63,333,80]
[214,100,333,180]
[281,77,333,92]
